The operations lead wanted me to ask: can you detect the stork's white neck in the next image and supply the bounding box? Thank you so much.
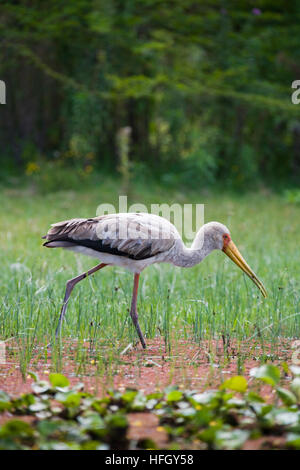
[172,225,218,268]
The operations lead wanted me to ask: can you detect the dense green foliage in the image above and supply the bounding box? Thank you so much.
[1,365,300,450]
[1,1,300,188]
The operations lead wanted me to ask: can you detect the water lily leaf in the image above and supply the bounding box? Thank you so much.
[176,407,196,418]
[104,413,128,441]
[193,408,213,427]
[251,403,273,418]
[132,392,147,411]
[121,390,137,403]
[37,411,51,420]
[81,440,105,450]
[291,378,300,401]
[227,398,246,407]
[32,381,50,394]
[37,420,62,436]
[290,366,300,376]
[96,444,110,450]
[246,391,265,403]
[147,392,163,400]
[27,371,39,382]
[146,399,158,410]
[40,441,80,450]
[272,410,299,427]
[49,373,70,388]
[55,391,82,407]
[0,419,34,438]
[106,413,128,430]
[250,365,280,386]
[73,382,84,391]
[166,390,183,402]
[198,426,218,444]
[192,391,218,404]
[29,402,48,412]
[286,433,300,449]
[0,391,12,412]
[91,400,107,415]
[276,387,297,406]
[215,429,249,450]
[222,376,248,393]
[78,413,105,433]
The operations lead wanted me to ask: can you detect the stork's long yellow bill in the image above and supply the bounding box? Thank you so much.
[223,240,267,298]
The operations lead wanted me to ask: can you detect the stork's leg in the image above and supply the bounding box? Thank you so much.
[129,273,146,349]
[55,263,107,338]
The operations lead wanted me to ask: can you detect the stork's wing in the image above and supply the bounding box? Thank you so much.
[43,213,179,260]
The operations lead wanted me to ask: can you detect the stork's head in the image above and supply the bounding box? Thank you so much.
[203,222,267,298]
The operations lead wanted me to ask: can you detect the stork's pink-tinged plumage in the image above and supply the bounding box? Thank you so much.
[43,213,267,348]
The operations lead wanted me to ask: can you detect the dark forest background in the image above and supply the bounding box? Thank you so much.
[1,0,300,191]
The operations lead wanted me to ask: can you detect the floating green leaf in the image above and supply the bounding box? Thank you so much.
[31,381,50,395]
[250,365,280,386]
[215,429,249,450]
[286,433,300,449]
[222,376,248,393]
[166,390,183,402]
[0,391,12,412]
[276,388,297,406]
[290,378,300,401]
[290,366,300,377]
[49,373,70,388]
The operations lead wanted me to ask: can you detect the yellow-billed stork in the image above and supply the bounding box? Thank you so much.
[43,213,267,348]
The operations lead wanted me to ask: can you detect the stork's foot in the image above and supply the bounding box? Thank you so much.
[133,339,146,350]
[46,335,61,349]
[139,336,147,350]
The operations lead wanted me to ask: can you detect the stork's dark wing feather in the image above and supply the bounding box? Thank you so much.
[43,213,178,261]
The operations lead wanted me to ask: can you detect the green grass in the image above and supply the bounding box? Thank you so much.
[0,179,299,377]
